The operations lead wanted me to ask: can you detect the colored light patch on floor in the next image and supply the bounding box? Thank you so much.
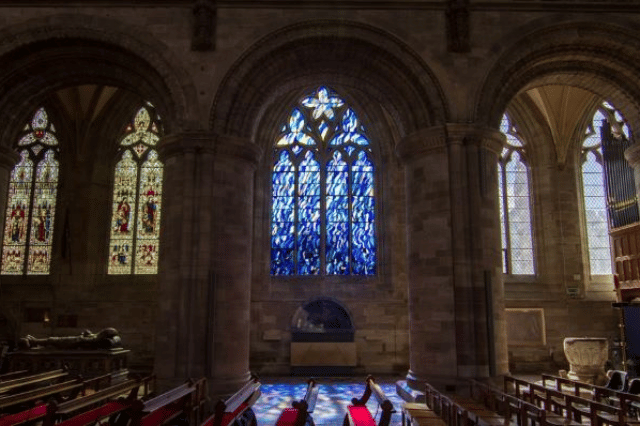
[252,379,405,426]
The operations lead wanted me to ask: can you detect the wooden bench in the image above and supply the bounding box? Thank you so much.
[0,369,68,395]
[274,378,319,426]
[123,377,206,426]
[0,378,84,412]
[201,375,262,426]
[343,376,395,426]
[39,375,154,426]
[401,401,445,426]
[0,370,28,382]
[0,373,125,426]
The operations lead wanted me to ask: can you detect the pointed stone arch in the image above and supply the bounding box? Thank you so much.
[0,14,197,146]
[210,20,449,151]
[477,18,640,137]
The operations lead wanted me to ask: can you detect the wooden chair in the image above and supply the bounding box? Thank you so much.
[343,376,395,426]
[200,375,262,426]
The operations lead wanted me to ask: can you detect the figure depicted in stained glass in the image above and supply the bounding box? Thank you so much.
[114,196,132,234]
[271,86,376,276]
[108,105,163,275]
[1,107,59,275]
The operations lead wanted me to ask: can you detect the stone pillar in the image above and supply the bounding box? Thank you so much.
[397,126,457,389]
[154,132,261,400]
[448,124,508,380]
[0,145,19,242]
[397,124,506,391]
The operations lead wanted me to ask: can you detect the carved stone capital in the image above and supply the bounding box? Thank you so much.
[445,123,505,154]
[625,143,640,168]
[214,134,263,168]
[0,145,19,171]
[396,126,447,163]
[158,132,216,159]
[158,132,263,168]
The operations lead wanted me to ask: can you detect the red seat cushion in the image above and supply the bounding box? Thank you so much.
[276,408,301,426]
[347,405,376,426]
[0,404,48,426]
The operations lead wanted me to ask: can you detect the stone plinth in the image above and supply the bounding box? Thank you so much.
[8,349,129,379]
[563,337,608,384]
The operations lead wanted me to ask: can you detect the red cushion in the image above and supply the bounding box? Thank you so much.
[347,405,376,426]
[220,402,249,426]
[57,401,128,426]
[276,408,300,426]
[0,404,48,426]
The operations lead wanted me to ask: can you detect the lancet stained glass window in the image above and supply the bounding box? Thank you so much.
[271,87,376,276]
[580,103,626,276]
[108,105,163,274]
[498,114,535,275]
[1,108,59,275]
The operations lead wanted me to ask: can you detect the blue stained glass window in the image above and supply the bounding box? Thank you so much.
[271,86,376,276]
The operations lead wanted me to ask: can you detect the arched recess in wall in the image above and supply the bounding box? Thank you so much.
[0,14,198,144]
[210,20,449,149]
[476,18,640,134]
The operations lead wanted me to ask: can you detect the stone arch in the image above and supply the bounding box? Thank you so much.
[210,20,449,151]
[477,18,640,138]
[0,14,197,146]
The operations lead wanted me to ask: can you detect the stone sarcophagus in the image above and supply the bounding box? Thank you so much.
[7,328,129,379]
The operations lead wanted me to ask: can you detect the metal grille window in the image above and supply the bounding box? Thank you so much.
[498,114,535,274]
[580,106,620,276]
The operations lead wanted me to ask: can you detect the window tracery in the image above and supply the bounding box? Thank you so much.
[271,87,376,276]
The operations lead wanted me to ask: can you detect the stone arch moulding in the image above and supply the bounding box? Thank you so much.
[476,18,640,138]
[210,20,449,146]
[0,14,198,146]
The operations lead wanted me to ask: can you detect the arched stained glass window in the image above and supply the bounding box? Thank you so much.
[108,105,163,275]
[271,86,376,276]
[579,103,630,276]
[498,113,535,275]
[1,107,59,275]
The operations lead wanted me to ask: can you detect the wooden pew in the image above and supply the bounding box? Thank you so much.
[201,375,262,426]
[39,375,154,426]
[0,378,84,412]
[0,370,28,382]
[274,378,319,426]
[0,369,68,395]
[124,377,206,426]
[343,376,395,426]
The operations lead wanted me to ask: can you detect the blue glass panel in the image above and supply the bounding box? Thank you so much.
[326,222,349,275]
[291,146,302,156]
[272,222,295,249]
[290,109,305,133]
[271,248,294,275]
[297,221,320,275]
[352,222,376,275]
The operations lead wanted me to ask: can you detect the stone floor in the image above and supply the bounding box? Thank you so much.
[252,377,406,426]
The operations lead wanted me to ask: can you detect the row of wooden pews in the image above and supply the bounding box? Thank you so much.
[504,373,640,426]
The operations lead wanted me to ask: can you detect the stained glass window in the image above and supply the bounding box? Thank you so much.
[498,114,535,275]
[271,87,376,276]
[1,107,59,275]
[108,105,163,274]
[580,105,623,276]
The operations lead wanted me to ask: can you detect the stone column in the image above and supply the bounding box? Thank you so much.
[397,124,506,391]
[397,126,458,389]
[448,124,508,380]
[154,132,261,400]
[0,145,19,242]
